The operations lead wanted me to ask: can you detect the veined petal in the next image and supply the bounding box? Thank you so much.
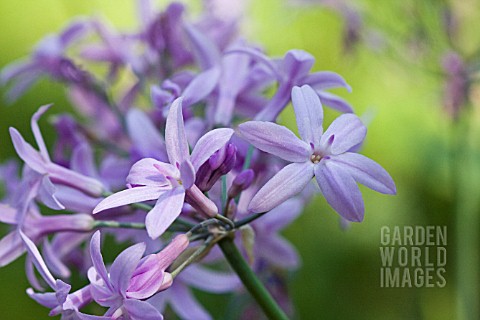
[123,299,164,320]
[182,67,220,107]
[93,186,167,214]
[126,158,171,187]
[317,91,354,113]
[165,98,190,166]
[291,85,323,146]
[238,121,310,162]
[110,242,146,294]
[9,127,47,173]
[190,128,235,171]
[303,71,352,92]
[146,188,185,239]
[329,153,396,194]
[320,114,366,155]
[19,231,57,290]
[248,162,314,213]
[314,160,364,222]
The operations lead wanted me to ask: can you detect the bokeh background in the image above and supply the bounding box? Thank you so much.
[1,0,480,319]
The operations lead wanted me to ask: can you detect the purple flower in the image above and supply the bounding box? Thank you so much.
[86,231,189,319]
[94,97,234,238]
[230,48,353,121]
[239,85,396,222]
[9,105,105,198]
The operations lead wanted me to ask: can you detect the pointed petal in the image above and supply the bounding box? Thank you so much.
[89,231,112,291]
[146,188,185,239]
[71,143,98,178]
[165,98,189,166]
[248,162,314,213]
[314,160,364,222]
[31,105,52,161]
[190,128,235,170]
[42,239,71,279]
[19,231,57,289]
[0,231,25,267]
[123,299,164,320]
[317,91,354,113]
[27,289,59,309]
[126,109,167,161]
[9,127,46,173]
[291,85,323,146]
[320,114,366,155]
[182,67,221,107]
[303,71,352,91]
[38,175,65,210]
[93,186,166,214]
[239,121,310,162]
[110,242,146,294]
[329,153,396,194]
[179,265,240,293]
[258,198,303,232]
[282,49,315,81]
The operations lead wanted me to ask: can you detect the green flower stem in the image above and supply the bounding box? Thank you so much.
[218,237,289,320]
[94,221,146,229]
[234,211,268,229]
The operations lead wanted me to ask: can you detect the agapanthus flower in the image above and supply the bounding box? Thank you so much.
[85,231,189,319]
[239,85,396,221]
[94,97,234,238]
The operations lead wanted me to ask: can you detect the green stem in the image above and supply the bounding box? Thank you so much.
[94,221,146,229]
[234,211,268,229]
[218,237,289,320]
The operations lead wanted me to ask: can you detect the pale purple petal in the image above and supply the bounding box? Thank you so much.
[123,299,164,320]
[179,265,240,293]
[31,104,52,161]
[179,160,195,189]
[282,49,314,81]
[314,160,364,222]
[42,239,70,279]
[38,175,65,210]
[126,109,167,161]
[291,85,323,146]
[89,231,112,291]
[257,235,300,269]
[1,60,35,84]
[19,231,56,289]
[0,231,25,267]
[329,153,396,194]
[93,186,167,214]
[146,188,185,239]
[71,143,98,178]
[110,242,146,294]
[0,203,17,224]
[303,71,352,92]
[190,128,235,170]
[156,234,189,269]
[27,289,59,309]
[182,67,221,107]
[317,91,354,113]
[238,121,310,162]
[226,47,280,80]
[320,114,366,155]
[248,162,314,213]
[165,98,190,166]
[257,198,303,232]
[126,158,172,187]
[169,284,211,320]
[184,24,220,70]
[9,127,47,173]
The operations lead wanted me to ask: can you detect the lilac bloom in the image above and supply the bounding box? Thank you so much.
[20,231,94,319]
[95,97,234,238]
[239,85,396,222]
[230,48,353,121]
[86,231,189,319]
[9,105,105,198]
[1,20,89,103]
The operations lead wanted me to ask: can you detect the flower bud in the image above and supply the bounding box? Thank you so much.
[195,143,237,191]
[228,169,254,198]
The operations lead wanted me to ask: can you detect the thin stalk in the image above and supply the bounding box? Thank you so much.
[218,237,289,320]
[94,221,146,229]
[234,211,268,229]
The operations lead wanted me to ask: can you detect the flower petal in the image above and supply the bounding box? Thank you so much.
[126,158,171,187]
[9,127,46,173]
[291,85,323,146]
[303,71,352,92]
[179,160,195,190]
[93,186,167,214]
[165,97,190,166]
[182,67,221,107]
[238,121,310,162]
[156,234,190,270]
[257,198,303,232]
[183,24,220,70]
[89,231,112,291]
[109,242,146,294]
[146,188,185,239]
[314,160,364,222]
[31,104,53,161]
[248,162,314,213]
[123,299,164,320]
[190,128,235,171]
[179,264,240,293]
[257,235,300,269]
[329,153,396,194]
[320,114,366,155]
[317,91,354,113]
[282,49,315,81]
[169,285,211,320]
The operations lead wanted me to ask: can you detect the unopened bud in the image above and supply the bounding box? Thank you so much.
[228,169,254,199]
[195,143,237,191]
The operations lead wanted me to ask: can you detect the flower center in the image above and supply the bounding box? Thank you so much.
[310,154,322,164]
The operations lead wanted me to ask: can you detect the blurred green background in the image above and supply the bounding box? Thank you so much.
[1,0,480,319]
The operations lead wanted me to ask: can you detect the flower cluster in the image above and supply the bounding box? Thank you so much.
[0,1,395,319]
